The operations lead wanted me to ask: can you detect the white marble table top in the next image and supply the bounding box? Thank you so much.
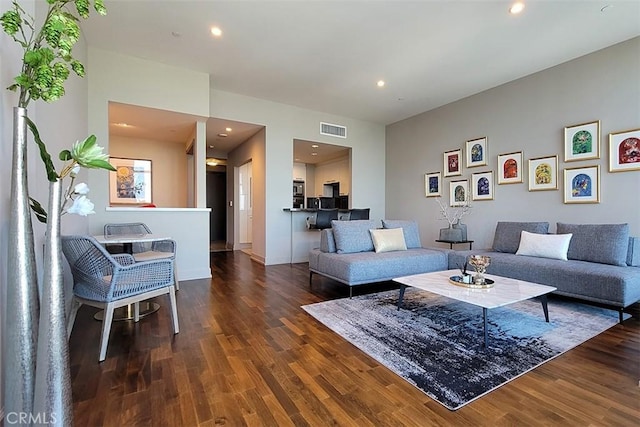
[393,269,557,310]
[93,233,171,244]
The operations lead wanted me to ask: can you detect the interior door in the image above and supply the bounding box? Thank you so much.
[238,161,253,244]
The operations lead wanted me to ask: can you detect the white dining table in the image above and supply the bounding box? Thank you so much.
[92,233,173,321]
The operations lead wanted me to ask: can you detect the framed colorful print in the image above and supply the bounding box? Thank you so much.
[443,149,462,177]
[563,165,600,204]
[449,179,469,207]
[497,151,523,184]
[424,171,441,197]
[465,137,488,168]
[564,120,600,162]
[528,155,558,191]
[109,157,153,205]
[609,128,640,172]
[471,171,494,201]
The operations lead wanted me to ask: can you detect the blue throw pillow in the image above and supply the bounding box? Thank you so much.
[382,220,422,248]
[492,221,549,254]
[331,219,380,254]
[556,223,629,266]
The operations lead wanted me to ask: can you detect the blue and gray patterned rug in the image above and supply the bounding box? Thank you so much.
[302,288,623,410]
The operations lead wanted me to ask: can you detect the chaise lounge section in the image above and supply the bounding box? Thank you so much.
[448,222,640,322]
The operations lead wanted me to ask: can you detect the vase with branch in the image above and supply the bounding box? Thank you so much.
[2,0,111,423]
[434,196,471,241]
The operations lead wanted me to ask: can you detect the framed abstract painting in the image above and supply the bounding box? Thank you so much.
[109,157,153,205]
[528,155,558,191]
[564,165,600,204]
[471,171,494,201]
[564,120,600,162]
[608,128,640,172]
[465,137,488,168]
[444,149,462,177]
[424,171,442,197]
[497,151,523,184]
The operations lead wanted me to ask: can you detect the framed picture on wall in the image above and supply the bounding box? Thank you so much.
[109,157,153,205]
[444,149,462,177]
[497,151,523,184]
[608,128,640,172]
[465,137,488,168]
[424,171,441,197]
[564,120,600,162]
[563,165,600,204]
[449,179,469,207]
[471,171,494,201]
[528,155,558,191]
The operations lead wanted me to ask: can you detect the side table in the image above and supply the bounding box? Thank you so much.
[435,239,474,250]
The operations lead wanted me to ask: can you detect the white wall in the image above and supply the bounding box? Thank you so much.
[386,38,640,250]
[210,89,386,265]
[87,48,212,280]
[110,136,189,207]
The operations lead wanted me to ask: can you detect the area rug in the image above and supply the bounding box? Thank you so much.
[301,288,624,410]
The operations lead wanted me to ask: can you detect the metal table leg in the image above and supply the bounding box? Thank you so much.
[483,307,488,347]
[397,284,407,310]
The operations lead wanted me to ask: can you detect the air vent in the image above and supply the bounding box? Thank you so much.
[320,122,347,138]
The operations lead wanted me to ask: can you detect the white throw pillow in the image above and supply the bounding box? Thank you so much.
[515,230,572,261]
[369,228,407,253]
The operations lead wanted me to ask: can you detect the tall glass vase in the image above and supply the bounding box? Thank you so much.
[33,179,73,426]
[4,107,39,416]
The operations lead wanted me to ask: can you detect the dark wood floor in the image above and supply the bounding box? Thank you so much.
[69,251,640,426]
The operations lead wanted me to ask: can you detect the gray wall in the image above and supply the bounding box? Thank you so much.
[386,37,640,250]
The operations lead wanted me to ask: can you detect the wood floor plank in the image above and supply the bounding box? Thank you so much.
[68,251,640,426]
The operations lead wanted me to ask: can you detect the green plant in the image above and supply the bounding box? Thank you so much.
[2,0,114,220]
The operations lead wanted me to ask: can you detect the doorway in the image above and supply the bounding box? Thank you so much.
[207,171,227,251]
[237,160,253,249]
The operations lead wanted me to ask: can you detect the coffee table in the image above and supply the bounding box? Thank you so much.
[393,269,557,347]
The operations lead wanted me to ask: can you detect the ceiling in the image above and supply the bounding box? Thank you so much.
[91,1,640,158]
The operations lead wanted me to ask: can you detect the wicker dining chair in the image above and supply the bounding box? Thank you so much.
[61,235,179,362]
[104,222,179,290]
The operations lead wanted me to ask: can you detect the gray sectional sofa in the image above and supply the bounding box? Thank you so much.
[308,220,640,321]
[448,222,640,322]
[308,219,449,297]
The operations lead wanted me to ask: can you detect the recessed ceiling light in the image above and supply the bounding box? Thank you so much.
[377,80,385,87]
[225,127,232,132]
[218,133,228,137]
[311,152,318,156]
[209,145,215,148]
[311,144,319,148]
[114,122,131,127]
[211,26,222,37]
[509,2,525,14]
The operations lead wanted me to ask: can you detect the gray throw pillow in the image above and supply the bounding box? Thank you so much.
[382,219,422,248]
[320,229,336,253]
[492,221,549,254]
[628,237,640,267]
[556,223,629,266]
[331,219,380,254]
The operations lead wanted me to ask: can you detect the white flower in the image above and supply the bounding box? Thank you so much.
[66,195,95,216]
[70,165,81,177]
[73,182,90,195]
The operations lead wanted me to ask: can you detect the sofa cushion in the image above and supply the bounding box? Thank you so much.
[320,229,336,253]
[515,230,572,260]
[492,221,550,253]
[331,219,379,254]
[370,228,407,253]
[381,219,422,248]
[556,223,629,266]
[628,237,640,267]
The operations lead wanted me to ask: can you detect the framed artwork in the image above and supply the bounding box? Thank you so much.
[528,155,558,191]
[449,179,469,207]
[608,128,640,172]
[564,165,600,204]
[564,120,600,162]
[444,149,462,177]
[465,137,488,168]
[424,171,442,197]
[109,157,153,204]
[497,151,523,184]
[471,171,494,201]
